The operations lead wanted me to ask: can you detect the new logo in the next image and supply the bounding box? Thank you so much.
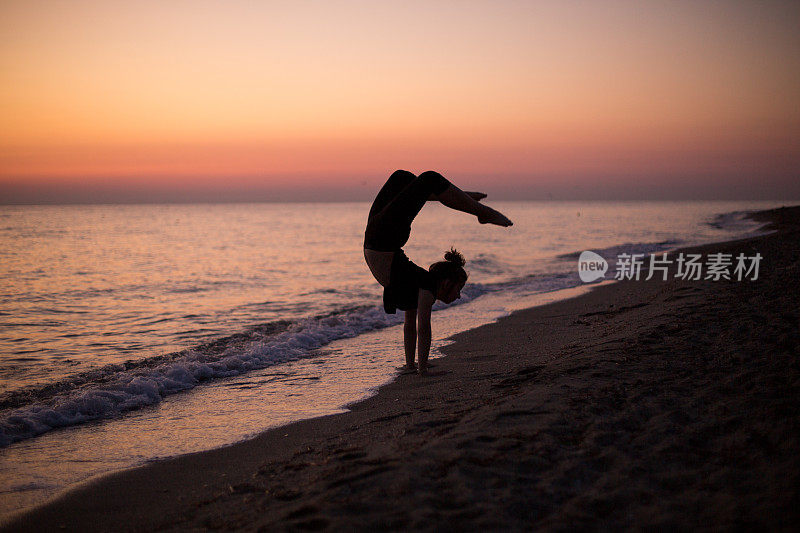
[578,251,607,282]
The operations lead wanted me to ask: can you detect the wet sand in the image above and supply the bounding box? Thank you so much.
[3,206,799,531]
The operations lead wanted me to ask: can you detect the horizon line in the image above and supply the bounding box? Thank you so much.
[3,198,799,207]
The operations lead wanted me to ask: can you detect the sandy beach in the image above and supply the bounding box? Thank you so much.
[3,205,799,531]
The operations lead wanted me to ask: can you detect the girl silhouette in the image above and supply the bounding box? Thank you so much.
[363,170,512,375]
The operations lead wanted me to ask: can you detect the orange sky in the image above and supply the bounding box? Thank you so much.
[1,0,798,202]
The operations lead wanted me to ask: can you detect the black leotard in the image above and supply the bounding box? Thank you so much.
[364,170,451,313]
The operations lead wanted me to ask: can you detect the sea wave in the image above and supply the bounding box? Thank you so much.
[706,210,768,234]
[555,240,682,261]
[0,285,495,447]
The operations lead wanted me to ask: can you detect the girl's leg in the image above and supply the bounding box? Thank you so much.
[367,170,417,222]
[428,175,513,227]
[403,309,417,368]
[365,170,511,251]
[373,170,452,230]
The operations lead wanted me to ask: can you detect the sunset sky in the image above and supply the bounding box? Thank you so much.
[1,0,798,202]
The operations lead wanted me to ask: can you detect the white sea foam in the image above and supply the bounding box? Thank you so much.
[0,285,495,447]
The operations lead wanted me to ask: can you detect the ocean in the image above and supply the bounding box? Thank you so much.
[0,200,784,515]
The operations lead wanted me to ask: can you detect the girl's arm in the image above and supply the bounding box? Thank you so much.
[403,309,417,369]
[416,289,436,374]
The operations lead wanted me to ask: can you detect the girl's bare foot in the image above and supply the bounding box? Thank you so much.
[397,363,417,375]
[465,191,487,201]
[478,206,513,226]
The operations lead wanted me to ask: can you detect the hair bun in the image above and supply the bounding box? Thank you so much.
[444,247,466,267]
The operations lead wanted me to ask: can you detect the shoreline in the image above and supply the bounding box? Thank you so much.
[3,205,799,530]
